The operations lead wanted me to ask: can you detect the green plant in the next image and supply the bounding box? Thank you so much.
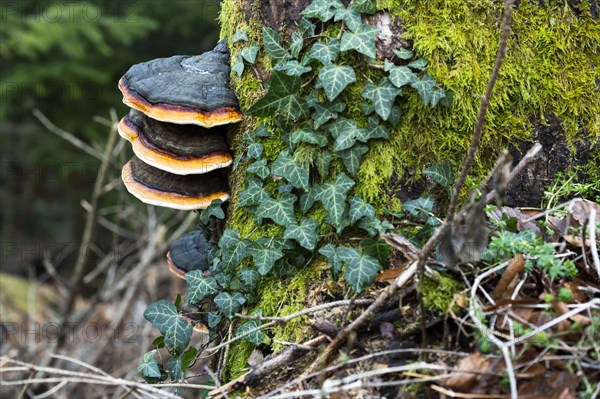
[138,0,448,383]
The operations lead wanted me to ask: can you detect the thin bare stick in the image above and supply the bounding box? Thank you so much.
[588,209,600,278]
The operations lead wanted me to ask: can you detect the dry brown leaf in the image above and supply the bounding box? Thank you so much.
[444,353,489,391]
[492,254,525,301]
[518,371,578,399]
[570,199,600,225]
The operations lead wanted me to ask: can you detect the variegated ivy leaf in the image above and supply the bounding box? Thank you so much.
[393,47,414,60]
[315,151,332,178]
[386,63,418,88]
[425,160,454,195]
[340,24,379,59]
[248,237,285,275]
[408,58,428,70]
[318,243,343,280]
[246,71,309,124]
[300,17,316,37]
[167,357,184,382]
[362,78,401,120]
[317,64,356,101]
[348,196,376,224]
[358,216,394,236]
[410,75,445,107]
[361,237,392,264]
[241,43,259,63]
[236,319,265,346]
[337,143,368,176]
[238,177,269,207]
[315,173,355,228]
[334,7,362,32]
[187,271,219,305]
[301,0,344,22]
[308,39,340,65]
[207,312,221,328]
[233,29,248,43]
[351,0,377,14]
[403,196,440,226]
[388,105,401,127]
[291,126,328,147]
[314,100,346,129]
[257,192,297,227]
[214,292,246,318]
[274,60,312,76]
[360,101,375,115]
[272,150,309,190]
[138,351,161,378]
[299,188,316,213]
[327,117,357,140]
[290,31,303,59]
[246,158,270,180]
[283,218,319,250]
[200,199,225,224]
[247,142,263,159]
[144,300,192,356]
[333,123,361,151]
[232,54,244,76]
[218,230,250,270]
[238,268,260,292]
[262,27,289,63]
[344,252,381,292]
[357,117,390,142]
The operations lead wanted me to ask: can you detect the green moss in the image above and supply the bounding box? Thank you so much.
[423,272,461,315]
[223,340,254,381]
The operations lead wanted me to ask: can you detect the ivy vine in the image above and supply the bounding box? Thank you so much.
[139,0,448,384]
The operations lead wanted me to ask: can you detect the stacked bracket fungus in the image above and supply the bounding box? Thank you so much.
[117,40,241,210]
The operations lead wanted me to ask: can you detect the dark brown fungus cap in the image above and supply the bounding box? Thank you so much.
[118,109,232,175]
[118,40,242,128]
[121,156,229,210]
[166,230,212,280]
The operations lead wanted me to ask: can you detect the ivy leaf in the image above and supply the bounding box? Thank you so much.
[144,300,192,356]
[274,60,312,76]
[308,39,340,65]
[246,159,270,180]
[317,64,356,101]
[278,183,294,193]
[291,127,328,147]
[351,0,377,14]
[290,32,303,58]
[319,244,343,280]
[357,117,389,142]
[333,123,361,151]
[362,78,401,120]
[301,0,343,22]
[207,312,221,328]
[393,47,414,60]
[238,177,269,207]
[180,346,198,373]
[344,252,381,292]
[410,75,444,107]
[301,17,316,37]
[236,319,265,346]
[262,27,290,63]
[299,188,316,214]
[358,216,394,236]
[187,271,219,305]
[167,357,184,382]
[388,105,401,127]
[315,151,333,178]
[348,196,376,224]
[425,160,454,195]
[284,218,319,250]
[387,64,418,88]
[315,173,355,228]
[238,268,260,292]
[408,58,428,70]
[254,123,272,137]
[233,29,248,43]
[232,54,244,76]
[248,237,285,275]
[246,71,309,124]
[200,199,225,224]
[214,292,246,318]
[218,230,250,270]
[272,150,309,190]
[241,43,259,63]
[257,192,297,226]
[334,7,362,32]
[340,24,379,59]
[361,237,392,264]
[247,142,263,159]
[327,117,357,140]
[360,101,374,115]
[404,196,440,225]
[314,100,346,129]
[337,143,368,176]
[138,351,161,378]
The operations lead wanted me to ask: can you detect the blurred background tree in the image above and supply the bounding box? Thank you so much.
[0,0,221,275]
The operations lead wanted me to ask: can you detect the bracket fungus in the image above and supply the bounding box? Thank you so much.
[121,156,229,210]
[117,40,241,210]
[166,229,213,280]
[118,109,232,175]
[118,40,242,128]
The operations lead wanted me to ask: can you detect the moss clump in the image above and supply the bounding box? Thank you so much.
[423,272,461,315]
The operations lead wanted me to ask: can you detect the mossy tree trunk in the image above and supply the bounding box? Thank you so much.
[217,0,599,380]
